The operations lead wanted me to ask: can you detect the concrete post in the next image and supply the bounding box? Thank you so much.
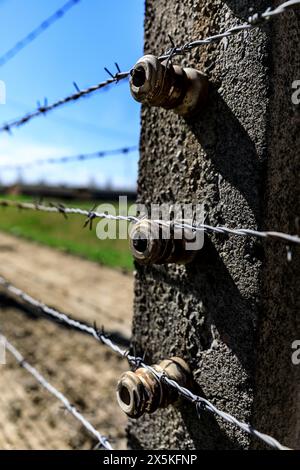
[128,0,299,449]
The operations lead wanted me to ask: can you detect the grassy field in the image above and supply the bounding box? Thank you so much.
[0,195,133,271]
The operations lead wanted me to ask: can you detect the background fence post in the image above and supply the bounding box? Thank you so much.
[128,0,299,449]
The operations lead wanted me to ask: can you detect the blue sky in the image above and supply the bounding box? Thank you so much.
[0,0,144,189]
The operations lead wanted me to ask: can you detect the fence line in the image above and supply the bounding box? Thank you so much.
[2,335,112,450]
[1,0,299,134]
[0,0,298,452]
[0,199,299,245]
[0,275,290,450]
[0,0,82,67]
[0,146,138,171]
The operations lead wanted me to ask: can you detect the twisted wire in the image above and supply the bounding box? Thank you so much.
[0,199,299,245]
[0,275,290,450]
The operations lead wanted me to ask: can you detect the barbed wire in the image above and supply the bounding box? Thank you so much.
[0,276,289,450]
[1,1,298,134]
[0,146,138,171]
[0,276,136,360]
[148,369,290,450]
[0,70,129,134]
[155,219,300,246]
[0,0,82,68]
[2,335,112,450]
[159,0,300,60]
[0,199,299,245]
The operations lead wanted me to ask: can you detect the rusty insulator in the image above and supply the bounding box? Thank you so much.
[130,54,208,117]
[116,357,191,418]
[129,220,200,265]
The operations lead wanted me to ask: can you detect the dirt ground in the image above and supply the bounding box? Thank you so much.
[0,233,134,450]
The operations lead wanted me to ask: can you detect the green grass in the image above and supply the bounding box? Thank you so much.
[0,195,134,271]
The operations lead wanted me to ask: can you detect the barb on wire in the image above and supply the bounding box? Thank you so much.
[2,335,112,450]
[0,71,130,134]
[0,275,289,450]
[0,198,299,245]
[0,146,138,171]
[0,275,137,364]
[159,0,300,60]
[0,0,82,68]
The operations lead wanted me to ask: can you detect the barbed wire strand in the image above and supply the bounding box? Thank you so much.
[155,219,300,246]
[0,0,82,67]
[0,276,290,450]
[0,71,129,134]
[1,335,113,450]
[1,0,299,134]
[0,199,299,245]
[159,0,300,60]
[0,146,138,171]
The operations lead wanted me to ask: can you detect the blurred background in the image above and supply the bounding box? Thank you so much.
[0,0,144,271]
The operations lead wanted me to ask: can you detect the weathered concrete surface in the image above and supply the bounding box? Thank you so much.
[128,0,299,449]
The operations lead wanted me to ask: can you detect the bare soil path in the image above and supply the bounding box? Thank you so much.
[0,233,134,449]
